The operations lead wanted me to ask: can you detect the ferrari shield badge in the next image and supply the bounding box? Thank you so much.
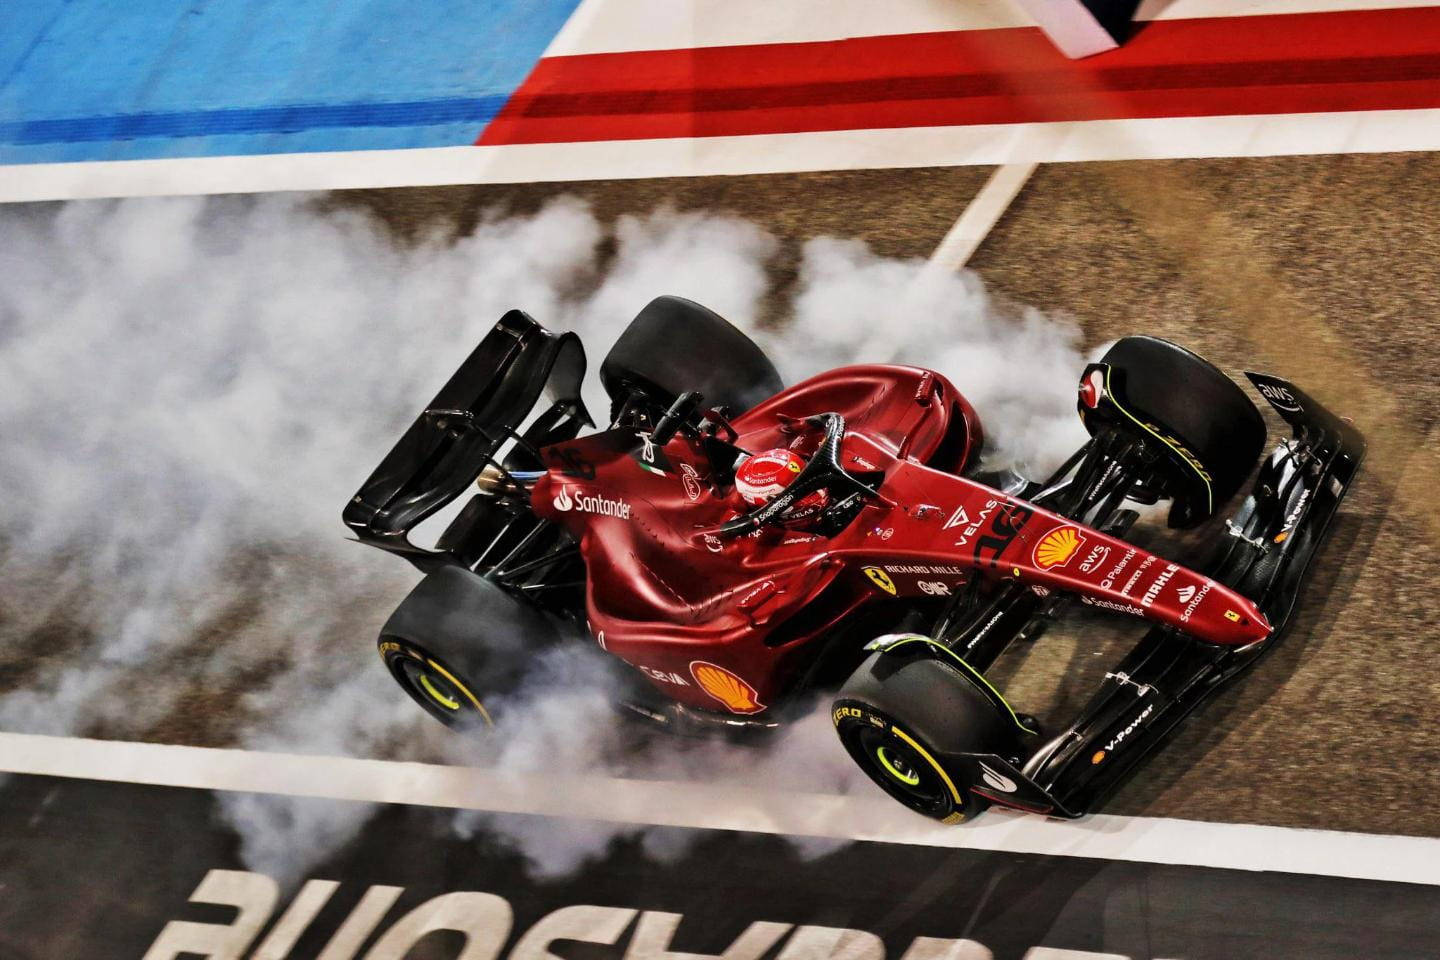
[863,566,898,595]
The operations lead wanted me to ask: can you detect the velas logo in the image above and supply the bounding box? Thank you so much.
[551,487,631,519]
[1033,526,1085,570]
[689,661,765,714]
[942,505,970,530]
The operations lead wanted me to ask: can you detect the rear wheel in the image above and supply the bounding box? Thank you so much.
[600,296,783,417]
[378,566,561,731]
[381,637,494,729]
[1082,336,1266,528]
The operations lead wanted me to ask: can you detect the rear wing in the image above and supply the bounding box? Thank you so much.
[343,311,589,570]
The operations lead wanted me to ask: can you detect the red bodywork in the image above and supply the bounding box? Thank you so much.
[533,365,1270,717]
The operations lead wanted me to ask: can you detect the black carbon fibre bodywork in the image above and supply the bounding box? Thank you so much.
[343,310,590,573]
[861,372,1365,818]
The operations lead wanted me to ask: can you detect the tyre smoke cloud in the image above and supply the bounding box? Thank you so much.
[0,194,1088,882]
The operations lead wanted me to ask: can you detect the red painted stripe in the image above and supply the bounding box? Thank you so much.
[479,8,1440,145]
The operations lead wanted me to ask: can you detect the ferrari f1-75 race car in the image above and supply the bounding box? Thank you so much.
[345,296,1364,822]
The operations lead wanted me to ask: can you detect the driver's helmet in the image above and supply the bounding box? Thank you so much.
[734,448,828,521]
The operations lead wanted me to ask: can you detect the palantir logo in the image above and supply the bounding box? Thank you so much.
[552,487,574,512]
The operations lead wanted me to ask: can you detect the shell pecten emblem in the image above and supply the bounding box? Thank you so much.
[690,661,765,714]
[863,566,897,595]
[1033,525,1086,570]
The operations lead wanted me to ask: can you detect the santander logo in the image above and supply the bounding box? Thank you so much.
[552,486,631,519]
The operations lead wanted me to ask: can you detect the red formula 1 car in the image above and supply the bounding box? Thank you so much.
[345,296,1363,822]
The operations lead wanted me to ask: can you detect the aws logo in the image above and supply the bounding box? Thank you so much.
[862,567,897,596]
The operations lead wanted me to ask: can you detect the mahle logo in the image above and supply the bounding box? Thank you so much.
[552,487,631,519]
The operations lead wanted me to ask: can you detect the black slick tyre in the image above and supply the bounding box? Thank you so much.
[834,645,1033,824]
[599,296,783,416]
[378,566,559,731]
[1085,336,1266,528]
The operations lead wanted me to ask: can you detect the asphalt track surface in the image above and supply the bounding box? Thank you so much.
[6,771,1440,960]
[2,155,1437,843]
[330,153,1440,838]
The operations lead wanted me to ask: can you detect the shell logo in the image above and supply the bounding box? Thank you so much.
[1033,525,1086,570]
[689,661,765,714]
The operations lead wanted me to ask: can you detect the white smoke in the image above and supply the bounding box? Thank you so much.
[781,235,1088,474]
[0,193,1090,881]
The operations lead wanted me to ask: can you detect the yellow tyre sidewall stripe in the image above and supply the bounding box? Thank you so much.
[872,635,1030,735]
[418,673,461,711]
[876,745,921,786]
[1102,365,1214,514]
[424,657,494,727]
[890,726,963,807]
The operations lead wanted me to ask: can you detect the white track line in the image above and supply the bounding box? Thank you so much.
[1011,0,1121,58]
[546,0,1440,56]
[926,163,1037,272]
[3,731,1439,886]
[3,109,1436,204]
[852,162,1034,360]
[1139,0,1440,19]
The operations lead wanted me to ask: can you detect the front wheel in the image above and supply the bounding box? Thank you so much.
[834,638,1037,823]
[833,701,986,824]
[1081,336,1266,528]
